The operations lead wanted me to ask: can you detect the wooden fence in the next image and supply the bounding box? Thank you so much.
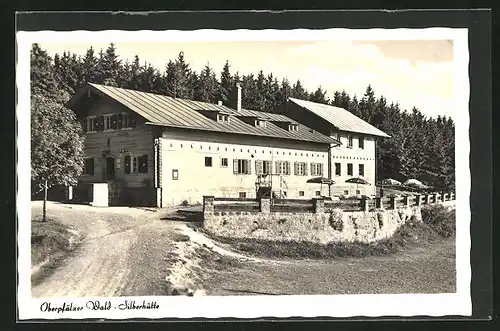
[204,192,455,215]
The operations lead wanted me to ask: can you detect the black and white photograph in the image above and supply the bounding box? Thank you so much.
[16,19,472,320]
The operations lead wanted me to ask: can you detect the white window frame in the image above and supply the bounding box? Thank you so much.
[235,159,251,175]
[255,119,267,128]
[103,114,114,132]
[121,112,132,130]
[276,161,290,175]
[205,156,213,167]
[347,134,353,148]
[295,162,307,176]
[288,124,298,132]
[221,157,228,167]
[334,162,341,176]
[347,163,353,176]
[310,163,324,176]
[358,136,364,149]
[217,114,230,123]
[359,164,365,177]
[86,116,97,133]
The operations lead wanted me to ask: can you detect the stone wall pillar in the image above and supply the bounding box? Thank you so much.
[403,195,410,207]
[450,192,455,200]
[442,192,448,201]
[65,186,73,201]
[361,198,369,212]
[260,198,271,213]
[375,197,383,209]
[203,196,215,216]
[314,198,325,214]
[415,194,422,207]
[432,193,438,204]
[423,194,429,205]
[389,197,396,210]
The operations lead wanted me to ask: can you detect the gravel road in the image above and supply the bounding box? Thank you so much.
[31,202,179,298]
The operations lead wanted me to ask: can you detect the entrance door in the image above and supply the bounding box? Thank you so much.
[105,157,115,180]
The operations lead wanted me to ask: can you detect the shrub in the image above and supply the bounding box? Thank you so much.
[181,200,189,206]
[421,204,455,238]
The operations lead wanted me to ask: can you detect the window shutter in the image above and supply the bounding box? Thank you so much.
[246,160,252,174]
[294,162,298,175]
[96,116,104,131]
[304,162,308,176]
[89,158,95,175]
[275,161,280,174]
[320,164,324,176]
[139,154,148,173]
[233,159,238,174]
[124,155,131,174]
[255,160,262,175]
[285,161,290,175]
[111,114,117,129]
[269,161,273,175]
[130,114,137,128]
[117,113,123,129]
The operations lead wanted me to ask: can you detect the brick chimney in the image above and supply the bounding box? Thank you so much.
[230,83,242,111]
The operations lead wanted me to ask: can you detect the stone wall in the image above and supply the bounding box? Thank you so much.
[204,203,422,244]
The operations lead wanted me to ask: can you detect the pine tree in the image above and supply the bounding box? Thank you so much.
[195,64,219,103]
[98,43,122,87]
[291,80,308,99]
[309,86,329,104]
[164,51,194,99]
[219,60,233,105]
[30,44,59,100]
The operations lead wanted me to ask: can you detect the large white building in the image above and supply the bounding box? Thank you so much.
[67,83,389,206]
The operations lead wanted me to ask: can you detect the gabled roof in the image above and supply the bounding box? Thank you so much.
[288,97,390,138]
[68,83,340,145]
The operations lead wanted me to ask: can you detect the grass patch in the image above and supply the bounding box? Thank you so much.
[209,205,455,260]
[31,217,79,285]
[170,232,191,242]
[421,204,456,238]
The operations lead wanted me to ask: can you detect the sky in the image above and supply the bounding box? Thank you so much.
[41,40,455,119]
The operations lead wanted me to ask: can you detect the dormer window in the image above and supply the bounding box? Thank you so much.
[255,119,267,128]
[217,114,230,123]
[288,124,299,132]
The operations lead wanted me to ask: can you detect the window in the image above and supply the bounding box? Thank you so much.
[335,162,341,176]
[83,158,94,175]
[205,157,212,167]
[359,164,365,177]
[239,192,247,198]
[316,191,321,196]
[359,136,364,149]
[298,191,305,197]
[310,163,324,176]
[125,154,148,174]
[288,124,298,132]
[344,190,349,195]
[294,162,308,176]
[103,114,115,131]
[217,114,230,123]
[331,132,339,140]
[347,163,353,176]
[275,161,291,175]
[172,169,179,180]
[255,119,267,128]
[233,159,251,175]
[347,135,353,148]
[255,160,272,175]
[221,157,228,167]
[86,116,96,132]
[120,113,131,129]
[356,190,361,195]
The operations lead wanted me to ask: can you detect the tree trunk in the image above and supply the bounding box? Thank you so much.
[42,180,47,222]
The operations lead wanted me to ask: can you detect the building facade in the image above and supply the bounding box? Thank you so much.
[278,98,390,197]
[67,83,340,206]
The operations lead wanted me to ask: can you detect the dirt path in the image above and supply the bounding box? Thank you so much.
[31,202,177,298]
